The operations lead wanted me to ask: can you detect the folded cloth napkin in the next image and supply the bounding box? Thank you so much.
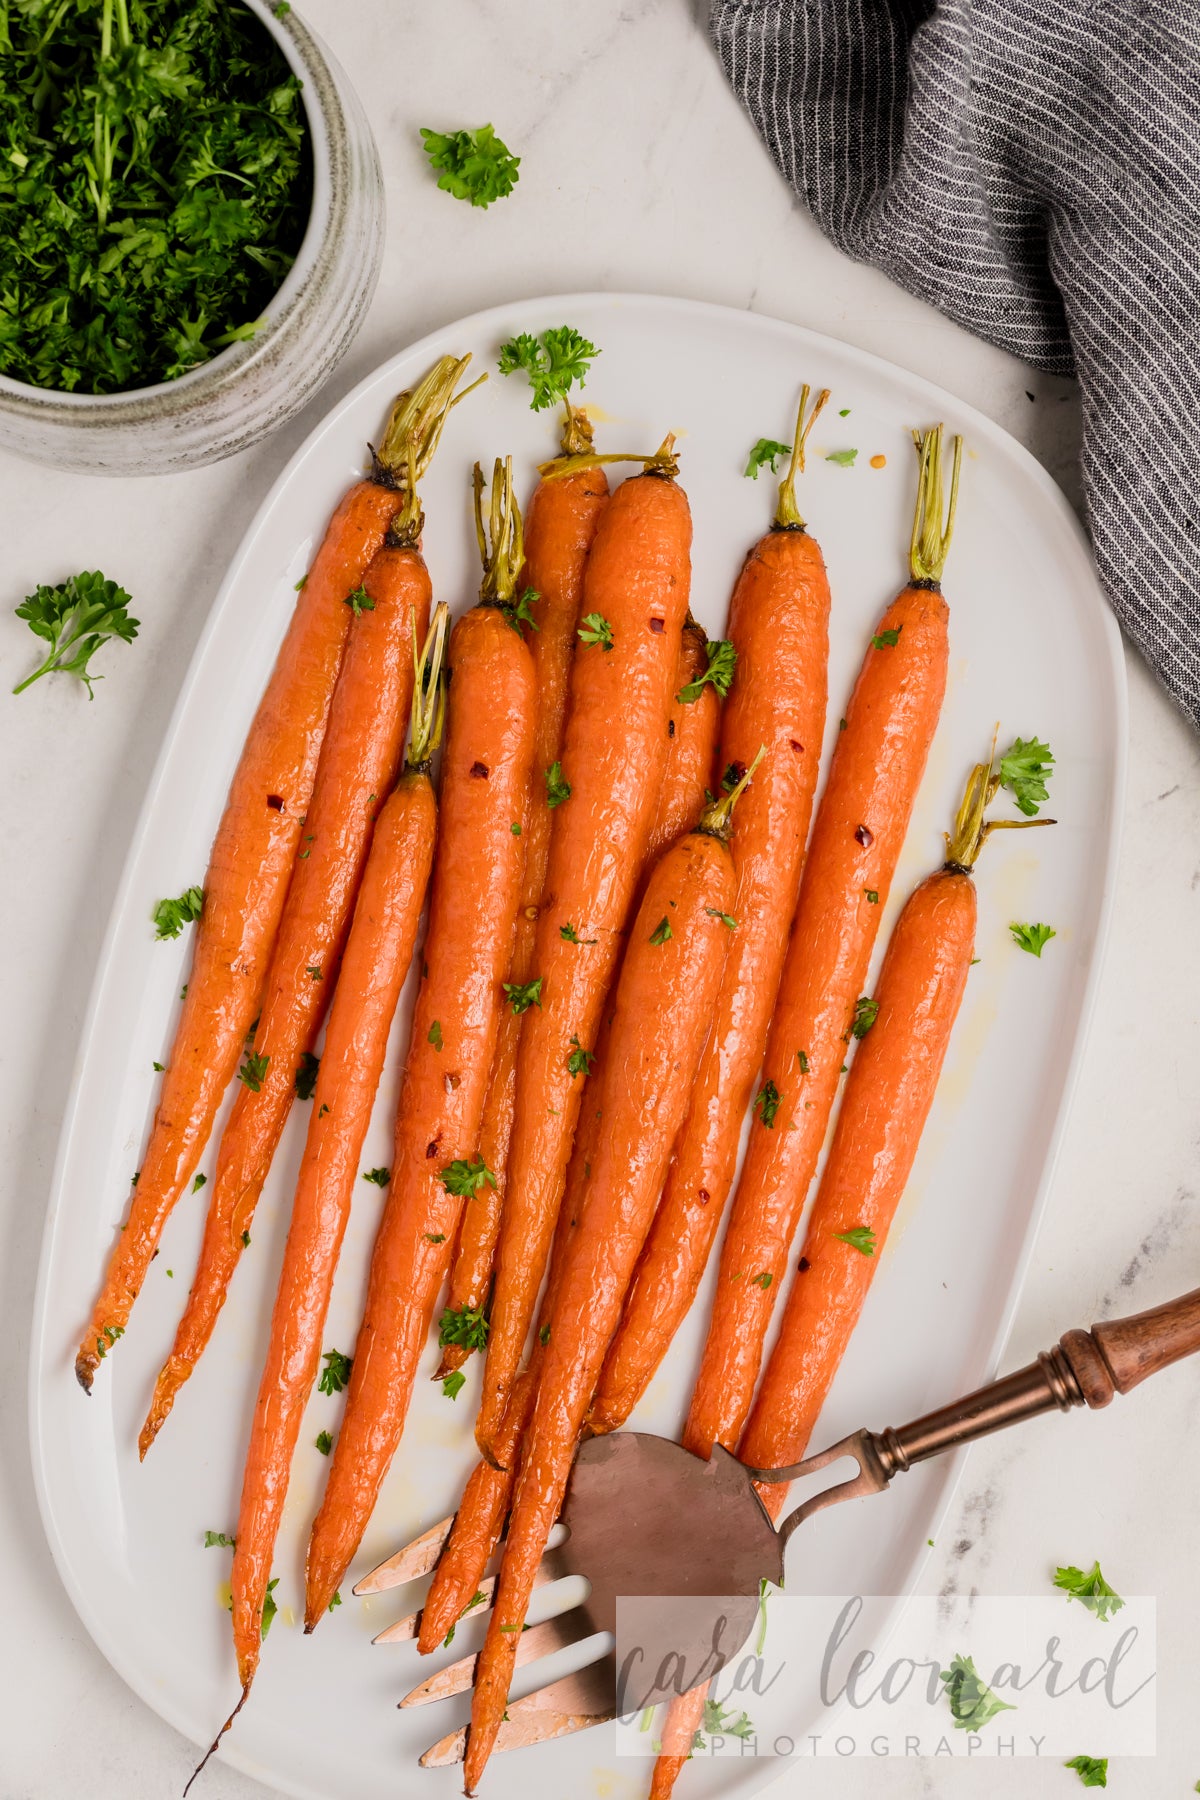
[710,0,1200,727]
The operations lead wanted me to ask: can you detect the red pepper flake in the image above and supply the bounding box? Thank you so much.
[470,761,490,779]
[789,740,804,754]
[426,1136,441,1159]
[798,1255,811,1273]
[267,794,284,810]
[697,1188,710,1204]
[855,824,874,848]
[649,617,665,633]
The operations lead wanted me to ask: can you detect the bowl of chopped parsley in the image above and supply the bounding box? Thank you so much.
[0,0,383,474]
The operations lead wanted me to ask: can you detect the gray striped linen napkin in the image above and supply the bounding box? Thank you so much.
[710,0,1200,727]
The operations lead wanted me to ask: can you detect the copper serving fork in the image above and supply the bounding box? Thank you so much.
[359,1284,1200,1766]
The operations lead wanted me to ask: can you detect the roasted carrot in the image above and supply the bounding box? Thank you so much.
[416,629,719,1647]
[682,425,962,1463]
[740,741,1054,1504]
[475,440,693,1462]
[74,356,475,1392]
[437,411,609,1377]
[137,395,468,1451]
[303,461,537,1624]
[464,776,749,1791]
[652,1687,708,1793]
[590,388,832,1434]
[226,607,449,1697]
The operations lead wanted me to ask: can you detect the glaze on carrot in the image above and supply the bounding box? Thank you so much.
[228,607,449,1694]
[464,782,746,1791]
[303,461,537,1624]
[474,441,693,1462]
[137,392,467,1449]
[740,741,1054,1505]
[437,411,609,1377]
[682,425,962,1463]
[591,388,832,1434]
[74,357,474,1392]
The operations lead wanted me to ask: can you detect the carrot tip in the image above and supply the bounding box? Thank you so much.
[74,1354,95,1393]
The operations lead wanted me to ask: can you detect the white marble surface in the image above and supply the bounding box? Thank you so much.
[4,3,1198,1796]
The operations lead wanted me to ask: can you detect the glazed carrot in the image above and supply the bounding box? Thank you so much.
[136,389,469,1451]
[416,635,719,1647]
[591,388,832,1434]
[303,461,537,1624]
[74,356,474,1392]
[227,608,449,1695]
[682,425,962,1463]
[464,780,747,1792]
[652,1687,709,1794]
[437,411,609,1376]
[739,742,1054,1505]
[475,440,694,1461]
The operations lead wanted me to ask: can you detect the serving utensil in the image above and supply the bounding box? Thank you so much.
[360,1283,1200,1765]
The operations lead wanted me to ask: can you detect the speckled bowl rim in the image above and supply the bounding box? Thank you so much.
[0,0,341,422]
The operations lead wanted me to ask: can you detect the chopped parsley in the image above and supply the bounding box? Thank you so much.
[315,1430,333,1456]
[870,627,901,649]
[362,1167,391,1187]
[440,1155,497,1198]
[835,1226,876,1255]
[497,326,597,409]
[13,573,140,697]
[1064,1757,1108,1788]
[578,611,614,651]
[678,639,736,704]
[504,977,543,1014]
[501,586,541,635]
[701,1699,755,1740]
[705,906,738,929]
[744,438,791,480]
[328,1591,341,1611]
[192,1172,206,1193]
[260,1577,280,1641]
[567,1035,595,1077]
[237,1050,270,1093]
[864,889,879,903]
[850,995,879,1038]
[539,1323,551,1345]
[317,1349,352,1396]
[751,1271,772,1289]
[560,922,597,945]
[442,1370,466,1400]
[649,917,673,946]
[753,1080,782,1128]
[306,965,322,981]
[153,885,203,940]
[939,1653,1014,1730]
[438,1304,488,1353]
[999,737,1055,816]
[344,586,374,617]
[545,761,571,808]
[294,1051,320,1100]
[797,1050,809,1073]
[1054,1562,1124,1623]
[1010,921,1056,958]
[428,1020,444,1051]
[826,448,859,467]
[424,1232,446,1244]
[421,124,519,207]
[203,1530,235,1549]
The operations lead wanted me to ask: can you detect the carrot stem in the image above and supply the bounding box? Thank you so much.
[943,729,1056,870]
[539,431,680,482]
[696,742,766,841]
[774,384,831,532]
[407,602,450,771]
[474,457,526,607]
[374,354,482,541]
[909,424,964,585]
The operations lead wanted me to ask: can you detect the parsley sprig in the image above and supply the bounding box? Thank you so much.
[153,885,203,940]
[678,639,736,705]
[498,326,599,410]
[421,124,520,208]
[13,573,140,697]
[1054,1561,1124,1622]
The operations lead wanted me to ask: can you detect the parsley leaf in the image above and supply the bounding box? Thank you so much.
[706,907,738,930]
[13,573,140,697]
[751,1271,772,1289]
[678,639,736,704]
[306,965,322,981]
[870,627,901,649]
[438,1303,488,1352]
[826,448,859,467]
[940,1653,1015,1729]
[702,1700,755,1739]
[315,1430,333,1456]
[504,977,543,1014]
[153,885,203,940]
[539,1322,551,1345]
[835,1226,876,1255]
[545,761,571,808]
[567,1035,595,1077]
[192,1172,206,1193]
[850,995,879,1038]
[498,326,599,411]
[260,1577,280,1641]
[1054,1562,1124,1623]
[442,1370,466,1400]
[317,1349,352,1396]
[744,438,791,479]
[440,1155,497,1198]
[797,1050,809,1073]
[203,1530,235,1548]
[502,586,541,635]
[421,123,519,207]
[649,917,673,946]
[999,737,1055,816]
[560,922,597,945]
[753,1080,782,1127]
[578,612,614,651]
[1064,1757,1108,1788]
[344,586,374,617]
[362,1167,391,1187]
[428,1020,443,1051]
[294,1051,319,1100]
[237,1050,270,1092]
[1010,921,1056,957]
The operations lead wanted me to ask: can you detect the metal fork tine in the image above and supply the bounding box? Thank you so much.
[353,1515,455,1595]
[376,1546,571,1648]
[418,1653,617,1765]
[400,1608,596,1706]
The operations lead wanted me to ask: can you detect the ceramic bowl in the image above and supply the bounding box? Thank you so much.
[0,2,383,476]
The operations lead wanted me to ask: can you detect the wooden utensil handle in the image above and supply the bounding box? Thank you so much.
[878,1285,1200,1471]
